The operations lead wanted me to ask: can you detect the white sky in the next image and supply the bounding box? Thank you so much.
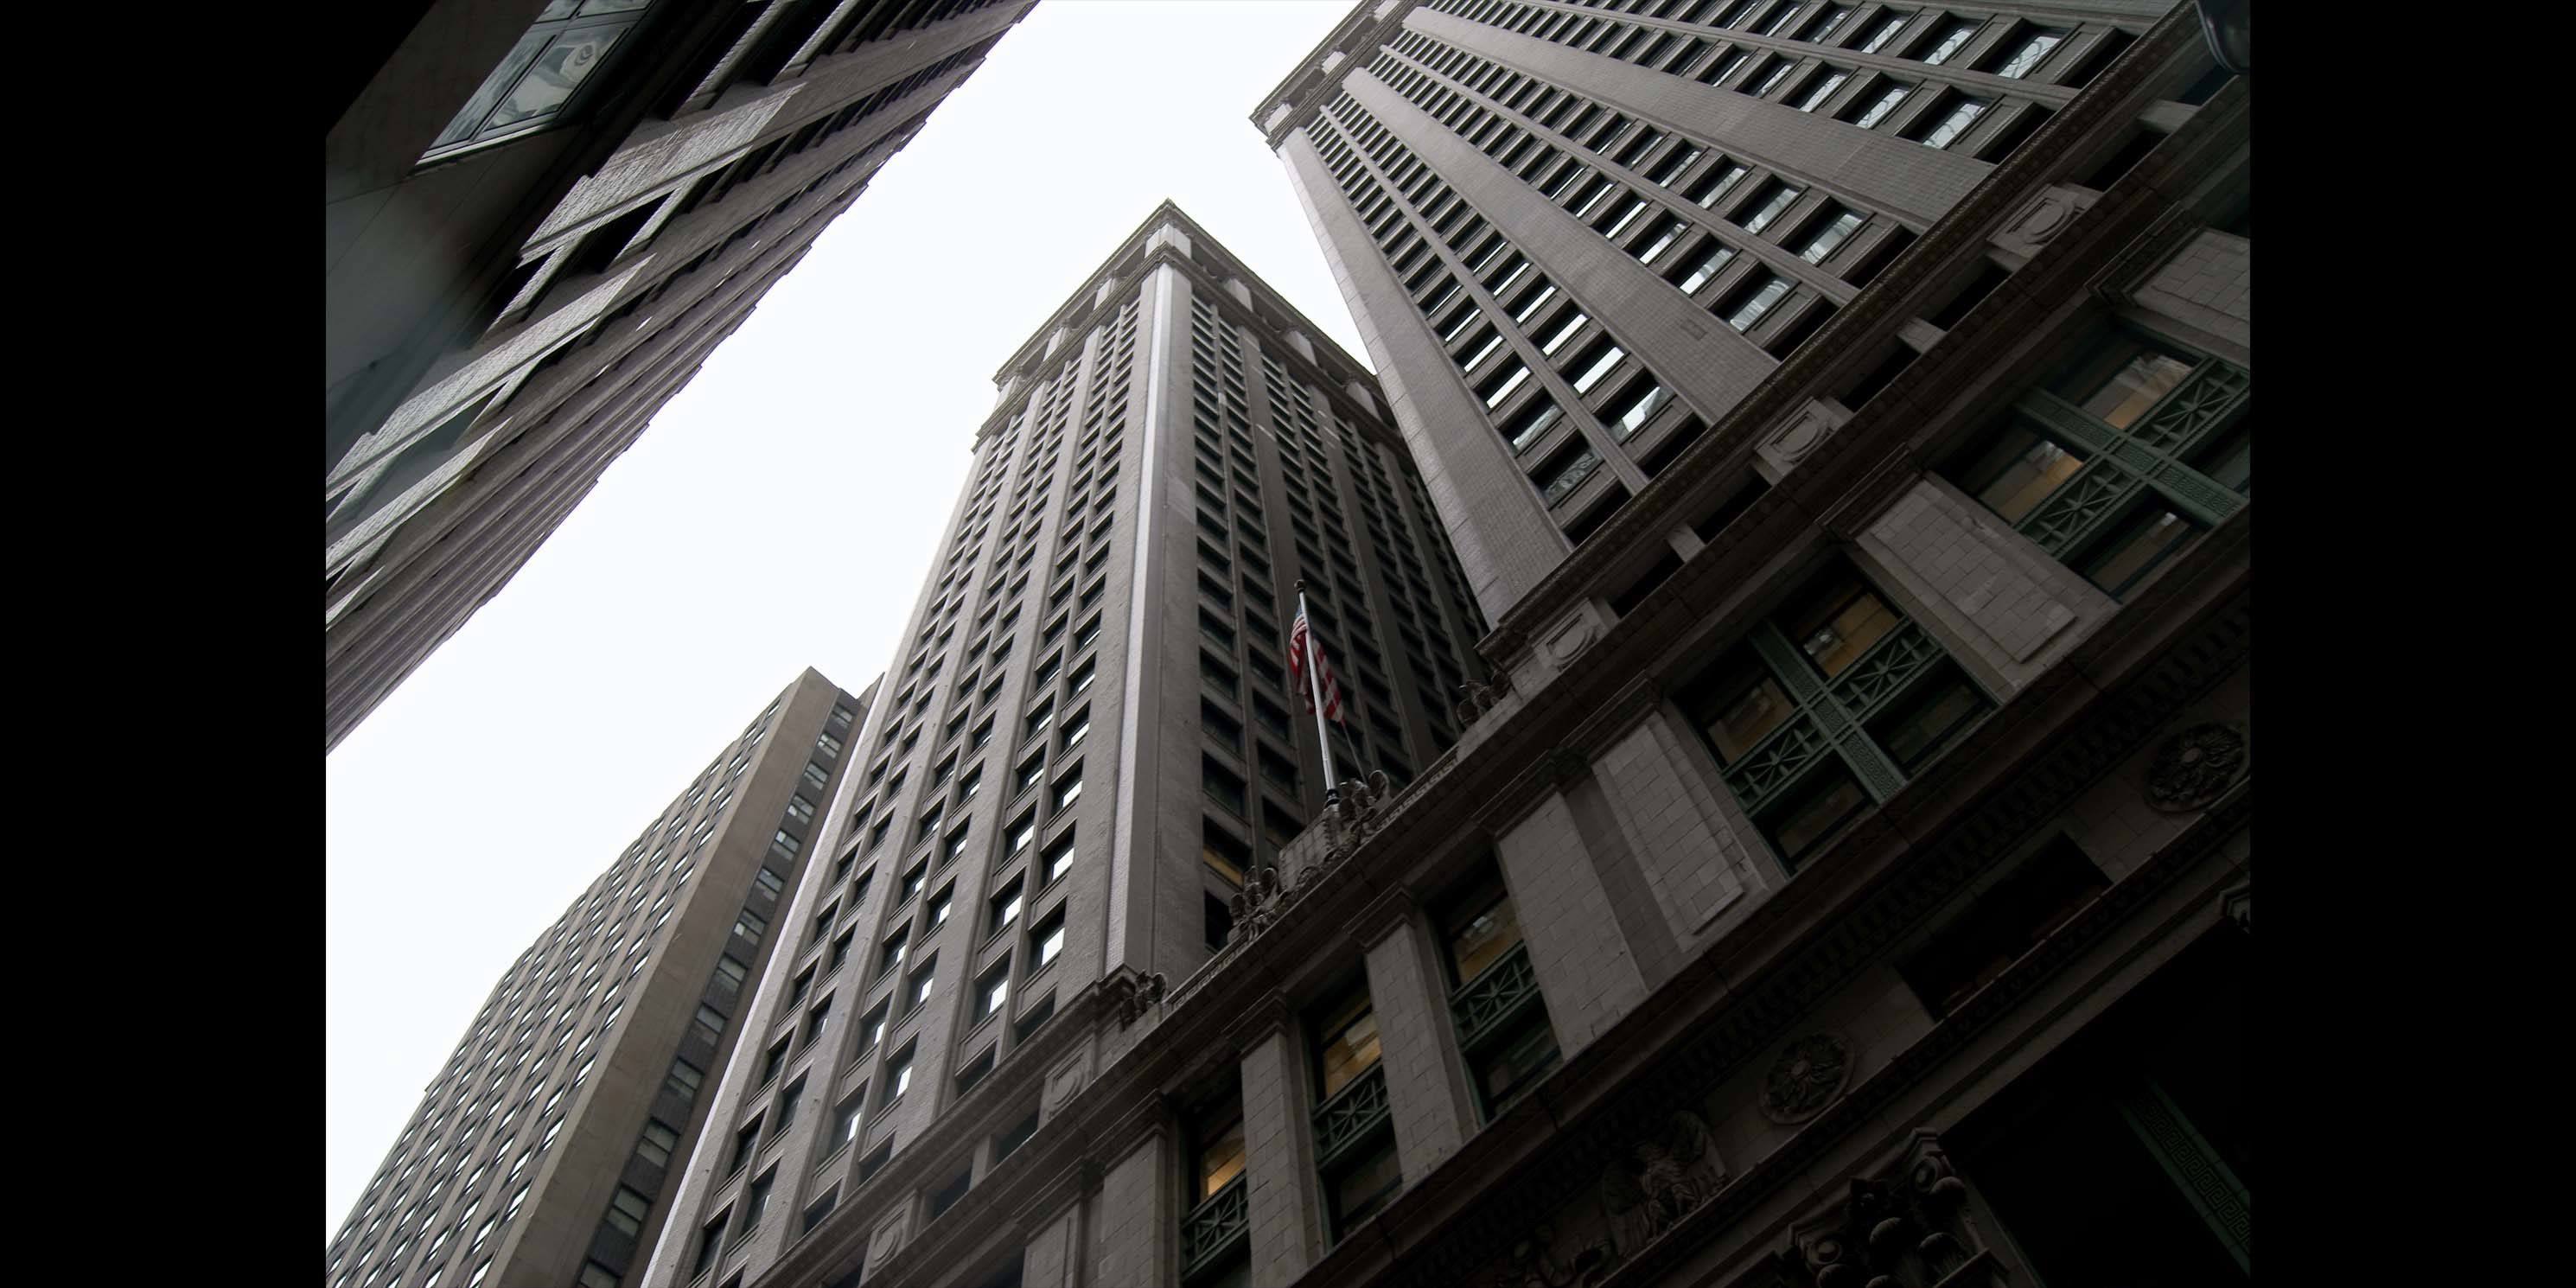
[325,0,1374,1238]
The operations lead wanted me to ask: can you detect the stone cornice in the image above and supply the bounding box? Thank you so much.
[972,201,1397,456]
[1477,3,2222,672]
[1251,1,1420,150]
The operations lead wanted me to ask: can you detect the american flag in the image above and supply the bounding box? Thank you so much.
[1287,603,1345,724]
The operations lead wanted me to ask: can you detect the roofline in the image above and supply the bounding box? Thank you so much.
[1248,0,1419,150]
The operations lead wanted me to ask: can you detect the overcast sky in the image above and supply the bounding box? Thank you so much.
[325,0,1374,1237]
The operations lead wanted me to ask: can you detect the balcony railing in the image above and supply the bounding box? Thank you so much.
[1310,1064,1391,1170]
[1178,1175,1248,1281]
[1448,942,1542,1054]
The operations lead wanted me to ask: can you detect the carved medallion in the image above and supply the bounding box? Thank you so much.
[2144,723,2247,813]
[1759,1032,1852,1124]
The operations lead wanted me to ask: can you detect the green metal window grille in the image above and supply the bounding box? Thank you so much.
[1957,327,2249,599]
[1178,1175,1249,1283]
[1685,569,1994,868]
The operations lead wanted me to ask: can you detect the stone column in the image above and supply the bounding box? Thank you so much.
[1492,789,1649,1060]
[1355,891,1472,1182]
[1235,1002,1318,1288]
[1089,1117,1173,1288]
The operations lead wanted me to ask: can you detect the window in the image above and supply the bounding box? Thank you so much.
[884,1046,917,1105]
[1570,343,1626,395]
[1736,182,1802,234]
[1984,25,2067,79]
[1797,204,1865,264]
[665,1057,705,1104]
[1030,907,1066,971]
[743,1170,775,1234]
[1041,829,1077,885]
[1059,707,1091,752]
[636,1118,679,1169]
[878,933,909,979]
[1051,766,1084,813]
[776,1075,807,1135]
[421,3,647,161]
[832,1094,865,1152]
[1202,820,1249,887]
[901,863,929,904]
[1190,1096,1247,1203]
[1911,16,1980,64]
[905,960,937,1012]
[1856,10,1909,53]
[1310,986,1380,1100]
[802,1189,841,1234]
[1908,92,1991,150]
[1675,244,1738,294]
[1952,328,2246,598]
[974,961,1011,1023]
[1676,564,1992,867]
[728,1118,762,1176]
[760,1038,790,1087]
[801,998,832,1051]
[989,878,1025,936]
[1795,68,1850,112]
[858,1001,889,1053]
[1723,273,1793,331]
[1202,756,1248,816]
[689,1209,733,1277]
[732,909,768,943]
[1845,81,1911,129]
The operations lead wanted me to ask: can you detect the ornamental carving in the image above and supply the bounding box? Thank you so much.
[1454,671,1514,725]
[1227,863,1286,937]
[1601,1111,1725,1258]
[2144,723,2247,813]
[1759,1032,1853,1124]
[1790,1135,1994,1288]
[1321,768,1400,864]
[1104,966,1166,1028]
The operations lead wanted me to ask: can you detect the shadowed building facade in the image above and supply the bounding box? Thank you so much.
[325,670,874,1288]
[629,205,1492,1288]
[328,0,1036,752]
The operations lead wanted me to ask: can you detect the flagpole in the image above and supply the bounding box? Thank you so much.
[1295,579,1341,809]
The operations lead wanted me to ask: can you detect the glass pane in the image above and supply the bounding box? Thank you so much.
[2056,335,2196,429]
[2190,420,2251,494]
[1476,1015,1561,1111]
[1196,1117,1246,1200]
[1965,424,2086,523]
[1767,768,1869,865]
[1996,31,2064,79]
[1315,995,1380,1096]
[1869,669,1987,770]
[1446,895,1522,985]
[432,31,549,147]
[1784,579,1900,678]
[1923,98,1988,149]
[1695,651,1796,764]
[2080,506,2197,599]
[489,26,628,130]
[1680,245,1737,292]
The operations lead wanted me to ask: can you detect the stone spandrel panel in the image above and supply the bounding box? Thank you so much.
[1022,1196,1084,1288]
[2133,228,2250,357]
[1855,476,2107,698]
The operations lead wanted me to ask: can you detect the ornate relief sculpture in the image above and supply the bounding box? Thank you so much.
[2144,722,2247,813]
[1600,1112,1725,1258]
[1759,1033,1854,1124]
[1790,1135,1996,1288]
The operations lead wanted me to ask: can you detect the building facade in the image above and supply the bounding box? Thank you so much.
[628,205,1493,1288]
[328,0,1036,752]
[325,669,877,1288]
[598,3,2248,1288]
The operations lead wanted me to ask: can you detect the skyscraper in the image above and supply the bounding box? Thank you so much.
[328,0,1036,752]
[628,203,1493,1288]
[325,669,875,1288]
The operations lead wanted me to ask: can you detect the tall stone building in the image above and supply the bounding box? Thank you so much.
[628,204,1492,1288]
[328,0,1036,752]
[325,669,875,1288]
